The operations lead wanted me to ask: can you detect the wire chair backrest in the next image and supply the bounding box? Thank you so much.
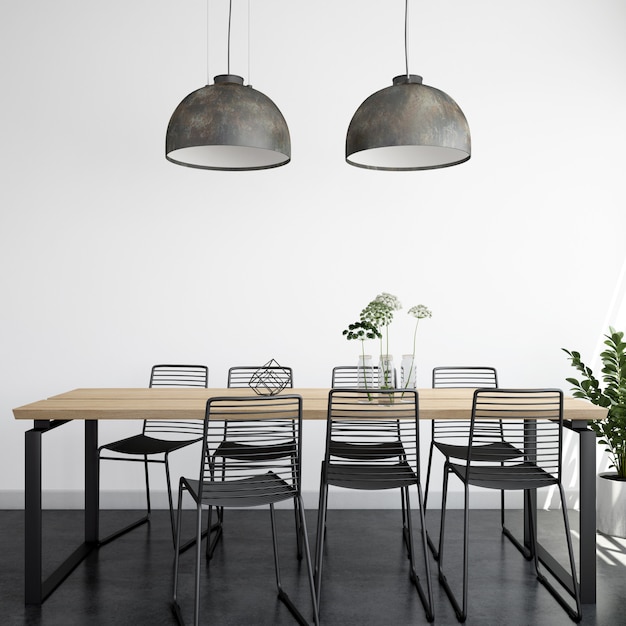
[431,366,498,445]
[149,364,209,388]
[331,365,382,389]
[143,364,208,439]
[468,389,564,481]
[331,365,398,389]
[199,394,303,505]
[326,389,420,480]
[432,366,498,389]
[227,366,293,389]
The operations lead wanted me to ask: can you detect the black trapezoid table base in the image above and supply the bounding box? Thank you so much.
[25,419,100,605]
[24,418,217,605]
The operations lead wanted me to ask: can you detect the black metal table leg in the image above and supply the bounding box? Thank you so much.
[85,420,99,543]
[573,421,596,604]
[522,419,538,555]
[24,419,99,605]
[25,425,43,605]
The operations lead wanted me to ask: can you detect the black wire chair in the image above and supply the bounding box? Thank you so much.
[211,364,300,559]
[425,366,500,559]
[98,364,208,547]
[437,389,581,622]
[314,388,434,622]
[330,365,409,546]
[172,394,318,626]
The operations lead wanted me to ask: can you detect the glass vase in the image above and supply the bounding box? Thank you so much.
[401,354,417,389]
[378,354,394,389]
[357,354,373,388]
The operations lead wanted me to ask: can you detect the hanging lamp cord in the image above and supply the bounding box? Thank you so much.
[404,0,410,78]
[247,0,251,85]
[227,0,233,74]
[206,0,211,84]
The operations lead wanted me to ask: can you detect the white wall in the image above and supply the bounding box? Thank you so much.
[1,0,625,509]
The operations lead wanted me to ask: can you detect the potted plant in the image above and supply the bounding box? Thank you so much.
[563,327,626,536]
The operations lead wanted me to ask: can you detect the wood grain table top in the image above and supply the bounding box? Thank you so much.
[13,387,608,422]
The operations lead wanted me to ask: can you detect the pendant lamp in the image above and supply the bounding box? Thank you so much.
[166,1,290,171]
[346,1,470,171]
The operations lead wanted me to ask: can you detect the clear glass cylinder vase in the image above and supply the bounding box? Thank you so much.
[378,354,394,389]
[357,354,373,388]
[401,354,417,389]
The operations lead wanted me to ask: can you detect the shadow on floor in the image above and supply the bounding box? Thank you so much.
[1,509,624,625]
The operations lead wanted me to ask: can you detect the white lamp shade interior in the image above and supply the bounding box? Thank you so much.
[166,145,290,170]
[347,145,470,170]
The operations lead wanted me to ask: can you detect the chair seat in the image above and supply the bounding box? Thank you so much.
[100,433,201,456]
[329,440,405,461]
[184,471,297,507]
[448,460,557,491]
[435,440,523,462]
[325,460,417,490]
[213,440,296,461]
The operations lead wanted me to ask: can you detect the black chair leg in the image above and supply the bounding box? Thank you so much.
[204,506,222,559]
[314,479,329,611]
[399,486,414,557]
[269,502,319,626]
[172,481,188,625]
[97,454,151,546]
[438,464,468,622]
[501,489,534,561]
[144,455,151,518]
[424,441,440,561]
[528,486,582,622]
[204,507,223,559]
[297,495,320,626]
[437,463,450,573]
[190,503,205,626]
[164,454,176,547]
[406,486,435,622]
[162,458,211,556]
[269,503,284,591]
[461,486,469,621]
[294,497,303,560]
[203,463,226,560]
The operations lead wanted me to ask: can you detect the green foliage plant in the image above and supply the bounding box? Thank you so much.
[563,327,626,478]
[342,320,382,398]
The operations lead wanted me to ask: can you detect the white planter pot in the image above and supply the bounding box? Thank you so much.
[597,472,626,537]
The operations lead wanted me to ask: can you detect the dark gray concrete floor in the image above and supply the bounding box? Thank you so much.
[2,509,625,625]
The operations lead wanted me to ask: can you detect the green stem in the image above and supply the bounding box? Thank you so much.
[381,325,391,388]
[402,319,419,394]
[361,340,371,401]
[379,335,384,386]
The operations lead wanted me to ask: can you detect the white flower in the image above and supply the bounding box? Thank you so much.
[375,292,402,311]
[408,304,432,320]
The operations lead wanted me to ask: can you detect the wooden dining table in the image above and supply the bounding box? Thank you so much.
[14,386,607,606]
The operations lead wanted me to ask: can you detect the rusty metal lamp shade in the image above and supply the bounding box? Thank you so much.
[346,74,470,171]
[166,74,290,171]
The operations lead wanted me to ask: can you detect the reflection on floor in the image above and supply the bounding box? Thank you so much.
[2,509,625,625]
